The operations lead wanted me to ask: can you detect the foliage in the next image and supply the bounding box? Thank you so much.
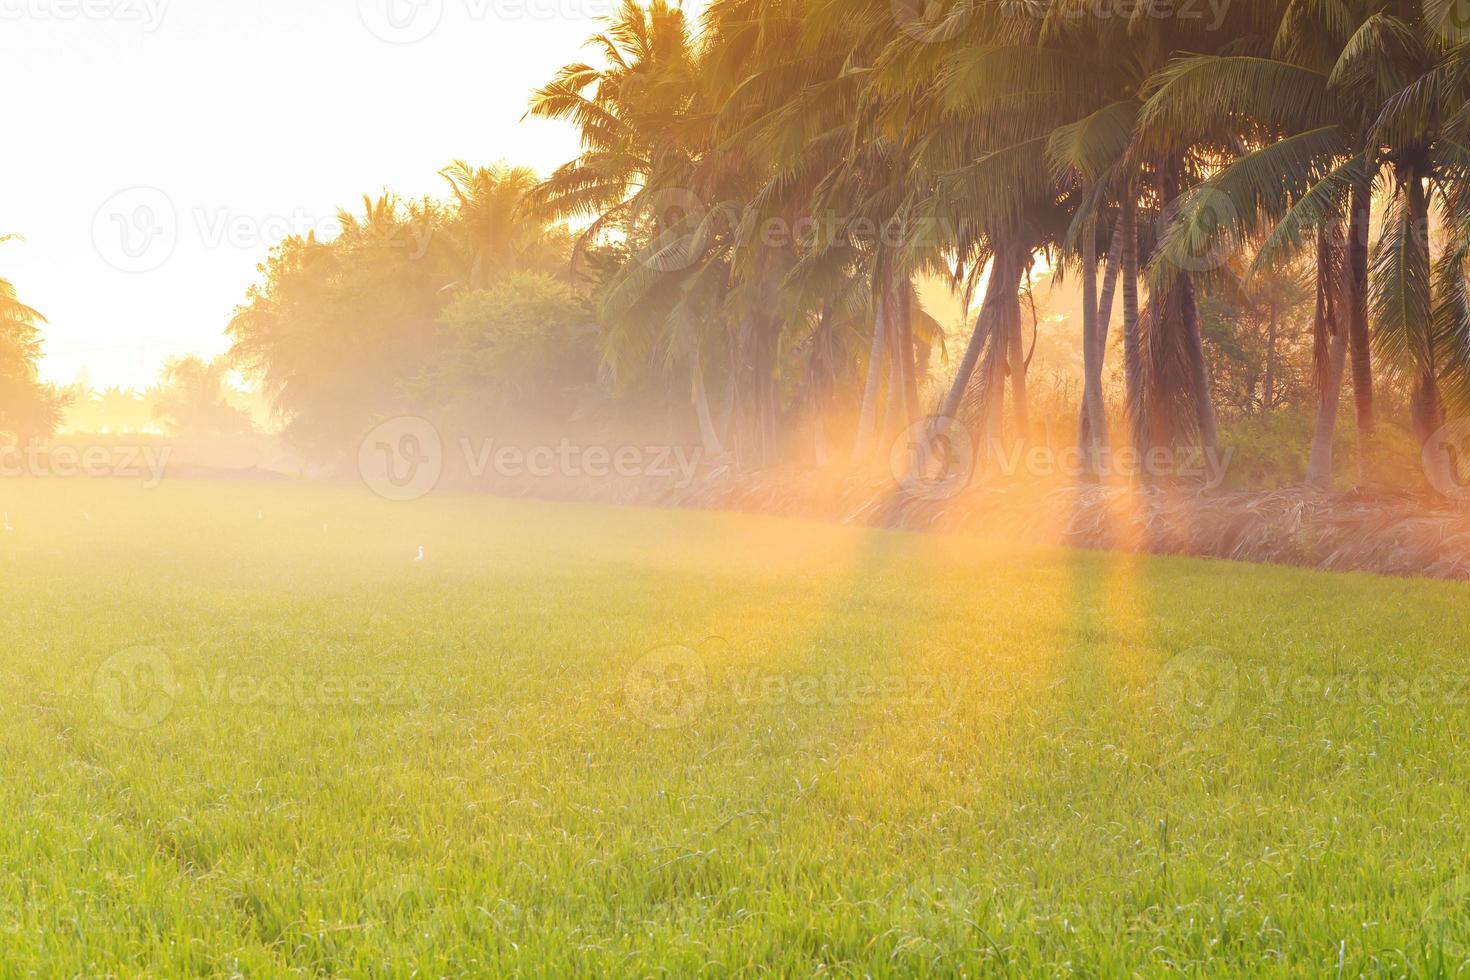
[228,198,454,453]
[1216,409,1329,489]
[1198,264,1317,421]
[0,271,66,440]
[59,385,161,434]
[27,0,1470,496]
[151,356,254,438]
[409,274,600,426]
[514,0,1470,491]
[227,171,574,455]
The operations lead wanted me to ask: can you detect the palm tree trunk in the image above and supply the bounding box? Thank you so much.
[1120,192,1142,450]
[1307,226,1346,490]
[1006,275,1030,441]
[1306,328,1348,490]
[853,278,889,458]
[813,397,829,466]
[1263,303,1278,414]
[692,354,723,457]
[1096,220,1124,356]
[983,329,1007,450]
[1079,223,1104,468]
[810,304,833,466]
[1179,276,1219,452]
[1346,182,1374,448]
[1412,365,1445,441]
[883,281,918,441]
[884,298,907,442]
[727,315,760,468]
[1080,220,1124,459]
[718,329,738,440]
[1407,177,1444,446]
[938,247,1020,423]
[760,321,779,465]
[729,321,749,466]
[939,316,984,425]
[897,282,919,422]
[1412,366,1448,533]
[1150,153,1219,457]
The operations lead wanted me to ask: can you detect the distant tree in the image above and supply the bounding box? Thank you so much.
[152,356,252,437]
[218,4,1470,494]
[437,161,572,289]
[230,174,571,456]
[408,273,599,427]
[0,265,66,441]
[1200,264,1316,421]
[59,384,163,434]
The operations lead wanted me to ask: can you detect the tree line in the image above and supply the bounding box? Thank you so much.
[12,0,1470,498]
[0,236,65,441]
[509,0,1470,490]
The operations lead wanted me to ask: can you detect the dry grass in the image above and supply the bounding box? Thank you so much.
[678,467,1470,580]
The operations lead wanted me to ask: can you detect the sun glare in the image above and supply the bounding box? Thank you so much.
[3,0,1469,974]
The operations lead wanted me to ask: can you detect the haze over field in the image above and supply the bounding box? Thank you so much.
[7,1,1470,971]
[0,0,701,389]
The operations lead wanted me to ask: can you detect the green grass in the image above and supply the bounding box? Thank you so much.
[2,479,1470,976]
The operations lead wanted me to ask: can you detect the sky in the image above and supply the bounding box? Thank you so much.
[0,0,703,389]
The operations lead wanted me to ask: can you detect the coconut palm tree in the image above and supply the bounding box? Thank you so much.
[438,161,568,289]
[1141,0,1470,485]
[528,0,741,455]
[0,267,64,440]
[438,0,1470,493]
[152,356,252,437]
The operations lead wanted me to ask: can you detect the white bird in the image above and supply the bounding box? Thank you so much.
[1,513,11,533]
[83,512,92,523]
[257,510,264,521]
[414,545,425,563]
